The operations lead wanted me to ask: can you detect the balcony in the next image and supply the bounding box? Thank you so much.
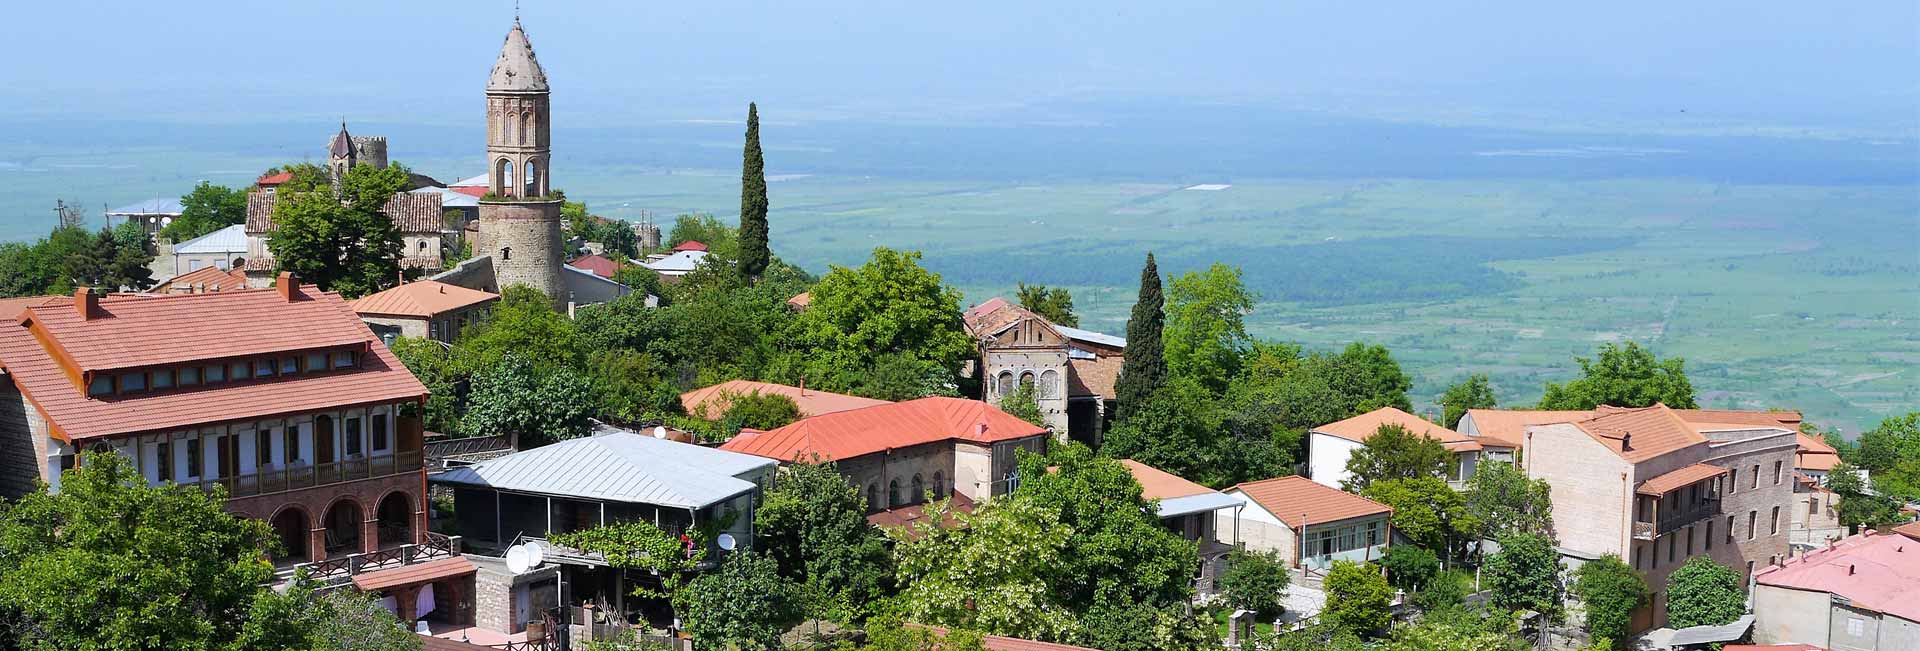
[1632,497,1721,540]
[197,450,424,499]
[284,531,462,584]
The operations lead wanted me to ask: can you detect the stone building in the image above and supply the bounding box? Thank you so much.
[349,279,500,344]
[1520,404,1798,631]
[962,298,1125,445]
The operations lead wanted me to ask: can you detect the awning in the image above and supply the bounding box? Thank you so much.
[351,557,476,591]
[1636,463,1729,496]
[1157,492,1245,519]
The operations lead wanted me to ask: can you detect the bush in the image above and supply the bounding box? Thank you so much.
[1482,531,1563,616]
[1664,557,1743,629]
[719,390,803,434]
[1322,561,1393,637]
[1219,549,1292,618]
[1381,545,1440,593]
[1412,570,1472,611]
[1570,555,1646,650]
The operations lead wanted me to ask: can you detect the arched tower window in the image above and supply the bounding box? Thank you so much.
[1040,369,1060,399]
[912,474,924,503]
[1019,371,1036,392]
[501,246,511,261]
[524,160,539,197]
[888,480,901,507]
[995,371,1015,399]
[495,158,514,196]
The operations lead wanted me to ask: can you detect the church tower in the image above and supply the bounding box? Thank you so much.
[477,19,565,308]
[327,121,357,190]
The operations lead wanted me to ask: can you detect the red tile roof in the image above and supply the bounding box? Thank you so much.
[349,280,499,319]
[1313,407,1486,451]
[1065,356,1120,400]
[153,266,249,294]
[0,295,63,321]
[1572,404,1727,462]
[256,172,293,186]
[1467,407,1800,450]
[0,287,428,442]
[1121,459,1214,501]
[786,292,810,309]
[1756,531,1920,623]
[566,253,623,278]
[1230,475,1392,531]
[719,396,1049,463]
[679,380,891,419]
[450,186,488,198]
[246,191,443,234]
[1636,463,1729,496]
[352,556,476,591]
[905,625,1097,651]
[671,240,708,252]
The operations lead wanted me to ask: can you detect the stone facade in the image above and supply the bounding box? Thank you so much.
[473,555,560,635]
[0,381,53,500]
[477,199,565,308]
[975,311,1072,436]
[1790,481,1844,546]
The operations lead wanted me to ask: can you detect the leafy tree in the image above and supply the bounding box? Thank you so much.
[1570,555,1646,651]
[267,163,410,297]
[63,227,154,291]
[1663,557,1744,629]
[1461,461,1556,544]
[853,619,987,651]
[0,452,276,651]
[718,390,803,434]
[1253,621,1367,651]
[1538,341,1697,410]
[665,213,738,259]
[457,285,582,372]
[1342,424,1451,492]
[160,182,248,243]
[461,352,596,446]
[678,551,800,651]
[1851,412,1920,501]
[1226,341,1413,441]
[389,337,462,435]
[1014,443,1199,617]
[999,381,1047,428]
[1220,549,1292,618]
[1381,544,1441,593]
[756,460,892,624]
[888,498,1078,641]
[611,266,668,303]
[1439,374,1497,429]
[1079,596,1219,651]
[586,349,685,426]
[853,351,960,402]
[1411,570,1472,611]
[0,242,46,297]
[787,248,971,395]
[591,219,640,259]
[1015,282,1077,327]
[1363,477,1473,560]
[1827,461,1903,533]
[738,102,770,281]
[1322,561,1394,637]
[1164,263,1255,393]
[1481,532,1562,616]
[1381,607,1528,651]
[236,572,423,651]
[1113,253,1167,424]
[1099,378,1226,486]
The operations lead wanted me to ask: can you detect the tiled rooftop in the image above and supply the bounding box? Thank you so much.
[719,396,1048,462]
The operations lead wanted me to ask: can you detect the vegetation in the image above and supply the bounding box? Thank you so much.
[236,574,422,651]
[1481,531,1562,616]
[160,182,248,243]
[1380,544,1440,593]
[1113,253,1167,423]
[1538,342,1697,410]
[1363,477,1471,561]
[266,162,411,297]
[999,381,1047,428]
[1663,557,1745,629]
[1321,561,1393,637]
[1461,461,1556,544]
[1163,263,1255,393]
[1219,549,1291,618]
[460,351,597,446]
[678,552,800,651]
[738,102,770,281]
[1848,411,1920,502]
[0,223,152,297]
[1341,424,1451,492]
[1828,461,1905,532]
[1015,282,1077,326]
[887,497,1077,641]
[1439,374,1497,429]
[1570,555,1647,651]
[755,460,893,624]
[1411,569,1472,611]
[717,390,803,434]
[787,247,973,398]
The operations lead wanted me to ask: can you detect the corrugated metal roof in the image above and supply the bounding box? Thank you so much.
[107,198,184,215]
[411,186,480,208]
[433,427,775,509]
[172,224,248,254]
[1054,325,1125,348]
[641,250,708,274]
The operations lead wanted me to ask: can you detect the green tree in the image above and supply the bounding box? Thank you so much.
[457,285,582,372]
[1827,461,1903,533]
[1099,378,1226,486]
[999,381,1047,428]
[1570,555,1646,651]
[63,227,154,291]
[235,572,423,651]
[267,163,410,297]
[852,619,987,651]
[666,214,738,259]
[1439,374,1497,429]
[1411,570,1472,611]
[389,337,462,435]
[1538,342,1697,410]
[1220,549,1292,618]
[738,102,770,281]
[1381,545,1441,593]
[262,162,331,194]
[586,349,685,426]
[1852,413,1920,501]
[1461,461,1556,544]
[611,266,668,303]
[1362,477,1473,560]
[1664,557,1744,629]
[1015,282,1078,327]
[678,551,800,651]
[1322,561,1394,637]
[1225,341,1413,440]
[1113,253,1167,424]
[755,460,893,624]
[1381,608,1528,651]
[160,182,249,243]
[0,452,276,651]
[787,248,972,395]
[888,497,1078,641]
[0,242,47,297]
[1342,424,1451,492]
[1253,621,1367,651]
[1481,532,1563,616]
[718,390,803,434]
[592,219,640,259]
[1014,443,1200,616]
[1164,263,1255,393]
[461,353,596,446]
[552,520,709,606]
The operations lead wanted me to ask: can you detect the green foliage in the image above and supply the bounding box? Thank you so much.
[160,182,248,242]
[580,628,674,651]
[1363,477,1472,560]
[1380,606,1528,651]
[1481,532,1563,616]
[1253,620,1367,651]
[1099,378,1227,486]
[738,102,771,281]
[1570,555,1646,651]
[852,351,961,402]
[553,520,707,599]
[63,227,155,292]
[755,460,893,624]
[1851,412,1920,501]
[235,573,423,651]
[1461,461,1556,543]
[1381,544,1441,593]
[1164,263,1255,393]
[1663,556,1745,629]
[786,247,971,397]
[1538,341,1697,410]
[678,551,800,651]
[389,337,462,434]
[719,390,803,434]
[1014,282,1077,327]
[562,201,592,236]
[585,349,685,426]
[591,219,640,259]
[0,452,276,651]
[1342,424,1451,492]
[1015,443,1200,614]
[266,163,411,297]
[458,285,582,372]
[611,266,668,302]
[263,162,330,194]
[887,497,1078,641]
[1225,341,1413,438]
[1412,570,1473,611]
[1322,561,1394,637]
[850,619,987,651]
[1113,253,1167,424]
[999,381,1047,428]
[1439,374,1497,429]
[666,213,738,259]
[1826,461,1904,533]
[1219,549,1292,618]
[460,352,596,446]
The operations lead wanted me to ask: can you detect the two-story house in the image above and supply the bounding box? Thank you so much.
[1306,406,1504,489]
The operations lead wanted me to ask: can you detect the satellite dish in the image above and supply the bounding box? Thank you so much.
[505,545,530,574]
[716,533,737,551]
[653,426,668,439]
[525,541,546,568]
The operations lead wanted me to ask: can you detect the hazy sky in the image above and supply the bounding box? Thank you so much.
[0,1,1913,133]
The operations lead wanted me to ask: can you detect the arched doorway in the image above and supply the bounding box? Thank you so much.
[323,499,363,556]
[270,508,310,565]
[495,158,514,196]
[376,492,414,548]
[523,160,539,197]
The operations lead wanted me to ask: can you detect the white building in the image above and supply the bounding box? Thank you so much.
[1305,407,1498,490]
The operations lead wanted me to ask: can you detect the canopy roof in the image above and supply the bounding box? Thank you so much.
[434,426,774,509]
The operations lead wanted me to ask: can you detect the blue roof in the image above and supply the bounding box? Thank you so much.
[107,198,184,215]
[172,224,248,254]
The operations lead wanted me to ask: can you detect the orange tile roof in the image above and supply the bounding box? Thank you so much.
[1572,404,1708,462]
[1894,520,1920,541]
[153,266,249,294]
[1798,451,1841,472]
[1313,407,1486,451]
[1230,475,1392,531]
[719,396,1049,462]
[0,295,62,321]
[256,171,293,186]
[1636,463,1729,496]
[349,280,499,319]
[679,380,891,419]
[1120,459,1215,501]
[351,556,476,591]
[905,625,1097,651]
[786,292,810,308]
[672,240,708,252]
[868,493,976,538]
[1467,407,1800,450]
[1796,432,1838,455]
[0,288,428,442]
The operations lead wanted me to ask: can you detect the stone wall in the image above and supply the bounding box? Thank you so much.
[0,381,51,500]
[836,440,955,511]
[478,200,564,309]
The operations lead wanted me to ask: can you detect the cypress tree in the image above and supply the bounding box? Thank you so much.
[738,102,771,281]
[1113,252,1167,423]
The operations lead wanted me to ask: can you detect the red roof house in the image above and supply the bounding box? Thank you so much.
[680,380,890,419]
[671,240,708,252]
[566,253,624,279]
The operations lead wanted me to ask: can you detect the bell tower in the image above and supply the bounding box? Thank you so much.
[477,18,565,308]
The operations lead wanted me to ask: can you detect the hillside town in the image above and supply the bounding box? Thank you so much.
[0,17,1916,651]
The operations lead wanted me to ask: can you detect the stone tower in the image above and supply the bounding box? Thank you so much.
[477,19,565,308]
[327,122,357,190]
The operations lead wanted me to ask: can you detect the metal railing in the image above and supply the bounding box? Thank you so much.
[291,532,462,582]
[200,451,424,499]
[1633,497,1721,540]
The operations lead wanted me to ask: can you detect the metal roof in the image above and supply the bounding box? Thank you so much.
[641,250,708,274]
[1054,325,1125,348]
[1158,492,1245,518]
[433,425,775,509]
[172,224,248,254]
[107,198,184,215]
[410,186,479,208]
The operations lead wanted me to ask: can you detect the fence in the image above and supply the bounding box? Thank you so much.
[200,451,424,499]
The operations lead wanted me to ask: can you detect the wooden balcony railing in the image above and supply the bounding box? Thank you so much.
[290,532,462,583]
[1632,497,1721,540]
[200,451,424,499]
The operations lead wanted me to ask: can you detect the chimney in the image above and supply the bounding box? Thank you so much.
[1849,564,1855,575]
[976,422,988,436]
[74,288,97,321]
[275,272,298,301]
[799,378,806,396]
[1620,432,1633,451]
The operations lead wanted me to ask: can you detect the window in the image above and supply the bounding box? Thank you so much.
[1748,510,1757,540]
[229,362,248,381]
[417,240,428,252]
[1771,506,1781,535]
[344,418,362,457]
[120,373,146,392]
[887,480,901,507]
[1686,527,1695,554]
[1727,516,1737,543]
[306,352,325,372]
[253,359,274,378]
[156,441,173,482]
[87,376,112,396]
[501,246,511,261]
[1728,468,1737,493]
[866,483,878,511]
[932,472,945,499]
[255,429,273,467]
[1706,520,1714,550]
[180,366,200,386]
[151,369,174,389]
[1810,498,1820,516]
[1633,546,1643,570]
[284,424,300,464]
[995,372,1014,398]
[205,364,226,383]
[332,351,355,369]
[911,475,924,502]
[281,357,298,374]
[185,438,202,479]
[372,415,388,452]
[1774,461,1783,485]
[1750,465,1759,489]
[429,320,442,341]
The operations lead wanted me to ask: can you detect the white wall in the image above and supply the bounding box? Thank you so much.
[1222,489,1300,565]
[1307,432,1363,489]
[1752,583,1831,646]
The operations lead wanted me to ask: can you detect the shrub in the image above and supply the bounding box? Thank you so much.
[1322,561,1393,637]
[1570,555,1646,650]
[1219,548,1292,618]
[1381,545,1440,593]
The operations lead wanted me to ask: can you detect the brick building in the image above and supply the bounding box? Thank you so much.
[963,297,1125,446]
[1520,404,1798,631]
[0,275,431,566]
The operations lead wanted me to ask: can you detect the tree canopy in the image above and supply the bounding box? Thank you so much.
[1342,424,1451,492]
[1439,374,1497,429]
[1538,341,1697,410]
[160,182,249,243]
[1663,557,1744,629]
[1570,555,1647,651]
[678,552,800,651]
[1113,253,1167,424]
[1461,461,1556,544]
[887,497,1078,641]
[266,163,411,298]
[1163,263,1255,393]
[1482,531,1563,617]
[755,459,893,623]
[786,247,972,397]
[1362,477,1472,560]
[1321,561,1393,637]
[738,102,770,281]
[1014,282,1077,327]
